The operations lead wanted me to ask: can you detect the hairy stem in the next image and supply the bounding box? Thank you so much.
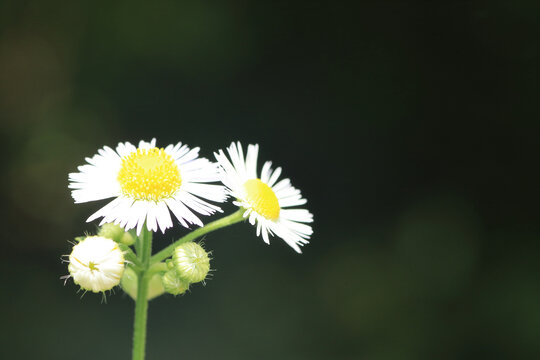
[132,226,152,360]
[119,244,142,268]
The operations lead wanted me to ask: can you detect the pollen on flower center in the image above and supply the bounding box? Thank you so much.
[243,178,280,220]
[117,147,181,201]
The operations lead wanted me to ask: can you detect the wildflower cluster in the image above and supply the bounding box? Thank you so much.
[64,139,313,360]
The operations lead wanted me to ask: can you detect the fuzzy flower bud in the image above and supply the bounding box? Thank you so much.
[98,223,135,246]
[119,232,135,246]
[172,242,210,283]
[161,270,190,295]
[68,236,125,292]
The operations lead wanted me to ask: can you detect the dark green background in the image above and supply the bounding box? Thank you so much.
[1,1,540,359]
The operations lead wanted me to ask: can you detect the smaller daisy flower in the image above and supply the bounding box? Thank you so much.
[69,139,226,234]
[214,142,313,253]
[68,236,125,293]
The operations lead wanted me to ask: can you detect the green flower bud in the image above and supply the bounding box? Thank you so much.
[98,223,123,240]
[161,270,189,295]
[120,232,135,246]
[172,242,211,283]
[98,223,135,245]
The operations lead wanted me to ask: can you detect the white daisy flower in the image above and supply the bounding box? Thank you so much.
[69,139,226,234]
[68,236,125,293]
[214,142,313,253]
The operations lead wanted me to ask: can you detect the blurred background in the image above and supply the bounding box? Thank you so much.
[1,1,540,359]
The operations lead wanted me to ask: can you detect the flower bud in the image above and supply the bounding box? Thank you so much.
[161,270,189,295]
[98,223,123,240]
[98,223,135,246]
[119,232,135,246]
[172,242,210,283]
[68,236,125,293]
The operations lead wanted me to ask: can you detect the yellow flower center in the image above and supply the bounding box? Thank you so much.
[243,179,280,220]
[117,147,182,201]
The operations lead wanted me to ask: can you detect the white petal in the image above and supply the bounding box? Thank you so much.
[155,201,173,233]
[245,144,259,179]
[165,198,203,228]
[87,197,124,222]
[260,161,273,183]
[267,167,282,187]
[145,202,158,232]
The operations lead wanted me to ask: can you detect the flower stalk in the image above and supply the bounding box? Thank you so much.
[130,210,244,360]
[132,226,152,360]
[119,244,142,268]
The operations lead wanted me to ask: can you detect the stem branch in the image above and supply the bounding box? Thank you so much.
[119,244,142,268]
[150,210,245,265]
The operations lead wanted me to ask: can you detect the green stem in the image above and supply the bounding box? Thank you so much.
[150,209,245,265]
[132,226,153,360]
[147,262,168,277]
[130,210,244,359]
[119,244,142,268]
